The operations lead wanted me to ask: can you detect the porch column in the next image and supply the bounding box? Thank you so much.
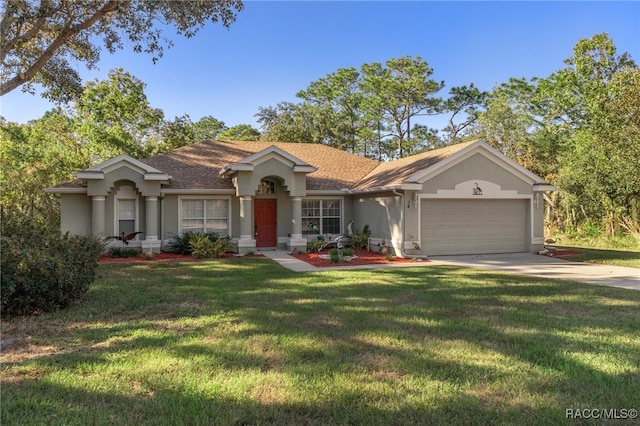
[91,196,105,236]
[237,195,256,254]
[288,196,307,252]
[142,196,161,253]
[144,196,158,240]
[290,196,302,238]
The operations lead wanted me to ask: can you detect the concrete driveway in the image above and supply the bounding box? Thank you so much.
[429,253,640,290]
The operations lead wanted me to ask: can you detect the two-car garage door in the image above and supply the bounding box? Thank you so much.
[420,199,527,255]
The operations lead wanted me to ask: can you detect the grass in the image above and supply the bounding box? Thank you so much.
[557,246,640,268]
[555,233,640,268]
[2,257,640,425]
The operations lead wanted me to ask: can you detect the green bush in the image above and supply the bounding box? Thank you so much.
[350,224,371,249]
[1,215,104,316]
[329,248,340,264]
[109,247,139,258]
[307,238,324,252]
[167,231,220,254]
[188,233,233,258]
[343,248,354,257]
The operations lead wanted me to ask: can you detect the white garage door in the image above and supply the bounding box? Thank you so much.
[421,199,527,255]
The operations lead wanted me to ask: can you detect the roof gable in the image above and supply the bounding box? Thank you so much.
[406,140,546,185]
[220,145,317,175]
[77,154,170,181]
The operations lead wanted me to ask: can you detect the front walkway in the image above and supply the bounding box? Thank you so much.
[261,250,640,291]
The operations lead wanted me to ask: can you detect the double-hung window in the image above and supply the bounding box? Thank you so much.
[302,199,341,235]
[181,198,229,236]
[118,199,136,235]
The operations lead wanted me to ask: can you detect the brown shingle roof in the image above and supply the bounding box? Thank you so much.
[141,140,381,191]
[352,141,476,190]
[48,140,474,192]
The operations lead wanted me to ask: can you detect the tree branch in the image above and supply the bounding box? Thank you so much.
[0,0,127,96]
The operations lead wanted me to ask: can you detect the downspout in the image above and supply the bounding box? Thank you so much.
[392,189,407,258]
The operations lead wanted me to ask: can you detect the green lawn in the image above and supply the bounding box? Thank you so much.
[556,246,640,268]
[2,258,639,425]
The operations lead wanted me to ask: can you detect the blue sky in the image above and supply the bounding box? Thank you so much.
[1,1,638,132]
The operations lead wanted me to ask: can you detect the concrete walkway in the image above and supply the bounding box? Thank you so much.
[430,253,640,291]
[260,250,640,291]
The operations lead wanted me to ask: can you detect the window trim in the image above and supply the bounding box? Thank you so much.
[302,197,344,236]
[113,185,139,238]
[178,195,232,236]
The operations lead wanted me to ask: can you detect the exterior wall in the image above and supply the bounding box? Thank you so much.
[235,158,306,197]
[86,166,162,197]
[60,194,92,236]
[351,191,403,255]
[421,153,532,195]
[414,152,545,254]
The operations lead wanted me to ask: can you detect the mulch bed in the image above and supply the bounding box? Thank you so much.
[541,249,583,257]
[99,252,245,264]
[291,248,424,268]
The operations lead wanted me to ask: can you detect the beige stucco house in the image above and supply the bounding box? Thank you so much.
[46,139,556,256]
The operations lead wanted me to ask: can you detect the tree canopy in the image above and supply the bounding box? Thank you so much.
[0,0,243,101]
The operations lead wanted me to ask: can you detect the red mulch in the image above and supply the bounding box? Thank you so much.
[99,252,246,264]
[291,248,423,268]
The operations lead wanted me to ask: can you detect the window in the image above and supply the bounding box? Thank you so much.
[118,199,136,235]
[181,199,229,235]
[257,179,276,195]
[302,199,341,235]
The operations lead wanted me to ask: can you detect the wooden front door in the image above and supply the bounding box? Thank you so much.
[254,199,277,247]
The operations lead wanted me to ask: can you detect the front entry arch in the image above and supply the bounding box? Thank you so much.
[254,199,277,248]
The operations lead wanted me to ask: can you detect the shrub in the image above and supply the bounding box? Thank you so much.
[343,248,354,257]
[188,233,233,258]
[1,215,104,316]
[167,231,220,254]
[329,248,340,264]
[109,247,139,258]
[350,224,371,249]
[307,238,324,252]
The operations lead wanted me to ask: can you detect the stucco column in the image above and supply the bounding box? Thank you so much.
[145,196,158,240]
[237,196,256,254]
[290,196,302,238]
[239,196,253,239]
[91,196,106,236]
[288,196,306,252]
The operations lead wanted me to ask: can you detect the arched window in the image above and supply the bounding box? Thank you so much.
[257,179,276,195]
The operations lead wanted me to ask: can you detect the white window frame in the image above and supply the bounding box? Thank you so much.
[113,185,139,238]
[302,197,343,237]
[178,196,232,236]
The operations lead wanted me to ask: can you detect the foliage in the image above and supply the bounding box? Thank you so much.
[342,247,354,257]
[218,124,261,141]
[0,110,89,225]
[306,238,324,253]
[329,248,340,263]
[258,56,454,159]
[1,215,103,316]
[0,0,244,100]
[75,68,165,160]
[188,233,233,258]
[109,247,139,258]
[167,231,223,255]
[349,224,372,249]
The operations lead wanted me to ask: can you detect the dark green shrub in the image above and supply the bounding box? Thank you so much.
[343,248,354,257]
[1,215,103,316]
[166,231,220,254]
[188,233,233,258]
[109,247,140,258]
[350,224,372,249]
[329,248,340,264]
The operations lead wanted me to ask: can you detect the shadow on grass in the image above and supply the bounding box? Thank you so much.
[2,259,639,425]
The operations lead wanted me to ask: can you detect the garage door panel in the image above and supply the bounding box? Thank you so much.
[421,199,526,255]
